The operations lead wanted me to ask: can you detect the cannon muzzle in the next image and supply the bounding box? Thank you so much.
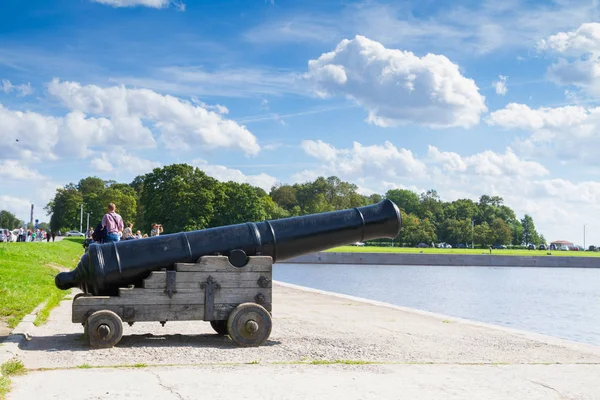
[56,199,401,295]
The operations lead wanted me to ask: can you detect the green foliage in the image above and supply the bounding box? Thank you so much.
[0,359,25,376]
[42,163,544,245]
[140,164,223,233]
[385,189,420,215]
[0,210,21,229]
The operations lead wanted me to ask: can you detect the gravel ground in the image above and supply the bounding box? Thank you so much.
[3,281,600,399]
[8,282,600,369]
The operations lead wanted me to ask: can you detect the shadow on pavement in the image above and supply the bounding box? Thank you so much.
[18,333,281,351]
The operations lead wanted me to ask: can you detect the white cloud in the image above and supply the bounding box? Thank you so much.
[0,195,32,224]
[0,104,61,161]
[0,160,45,180]
[90,147,161,174]
[90,0,184,10]
[486,102,600,162]
[1,79,33,96]
[493,75,508,95]
[538,22,600,55]
[47,79,260,156]
[427,146,548,177]
[192,159,277,192]
[538,23,600,95]
[304,36,487,128]
[295,140,428,190]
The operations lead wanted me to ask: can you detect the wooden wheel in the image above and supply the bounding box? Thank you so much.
[227,303,272,347]
[210,320,229,335]
[86,310,123,348]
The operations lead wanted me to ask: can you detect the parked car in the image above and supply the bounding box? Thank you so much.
[456,243,467,249]
[0,228,7,242]
[538,244,547,250]
[560,245,569,251]
[527,244,536,250]
[66,230,85,237]
[416,243,428,248]
[445,244,452,249]
[493,244,507,249]
[351,242,365,247]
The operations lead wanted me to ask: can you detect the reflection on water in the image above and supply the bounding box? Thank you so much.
[274,263,600,346]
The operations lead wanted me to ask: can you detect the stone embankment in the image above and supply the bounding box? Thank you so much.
[281,251,600,268]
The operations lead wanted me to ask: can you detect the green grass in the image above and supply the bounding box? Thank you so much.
[327,246,600,257]
[1,359,25,377]
[0,238,84,328]
[0,359,26,400]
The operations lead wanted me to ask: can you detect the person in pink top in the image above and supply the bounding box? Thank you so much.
[102,203,124,243]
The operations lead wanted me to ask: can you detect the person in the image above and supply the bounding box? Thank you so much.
[86,227,94,239]
[135,230,142,239]
[46,230,51,242]
[123,223,134,240]
[150,223,163,237]
[101,203,124,243]
[51,231,56,242]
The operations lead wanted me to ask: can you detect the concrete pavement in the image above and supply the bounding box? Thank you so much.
[2,282,600,399]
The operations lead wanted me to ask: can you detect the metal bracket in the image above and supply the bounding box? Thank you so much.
[164,270,178,299]
[200,276,221,321]
[255,292,265,305]
[257,275,271,288]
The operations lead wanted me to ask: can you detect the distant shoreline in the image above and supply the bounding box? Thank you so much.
[279,251,600,268]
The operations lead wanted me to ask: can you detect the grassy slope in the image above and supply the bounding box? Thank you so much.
[0,238,84,327]
[326,246,600,257]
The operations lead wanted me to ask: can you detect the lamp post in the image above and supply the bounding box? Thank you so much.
[80,204,83,234]
[584,223,588,250]
[471,219,474,249]
[86,212,91,235]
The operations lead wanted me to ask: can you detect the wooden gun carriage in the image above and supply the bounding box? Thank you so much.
[72,255,273,348]
[56,200,402,349]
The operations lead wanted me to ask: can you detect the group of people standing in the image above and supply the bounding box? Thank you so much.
[90,203,164,243]
[15,227,56,242]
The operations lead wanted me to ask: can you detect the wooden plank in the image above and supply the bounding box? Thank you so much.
[176,255,272,272]
[143,271,271,289]
[73,288,272,306]
[73,303,272,323]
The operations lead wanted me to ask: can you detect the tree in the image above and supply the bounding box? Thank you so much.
[46,185,84,232]
[385,189,420,215]
[0,210,21,229]
[270,185,298,211]
[444,199,478,221]
[439,218,472,245]
[521,214,538,245]
[474,222,493,247]
[261,196,290,220]
[140,164,224,233]
[490,218,512,245]
[212,182,267,227]
[419,189,444,226]
[398,211,437,245]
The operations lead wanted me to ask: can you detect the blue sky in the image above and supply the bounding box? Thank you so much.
[2,0,600,245]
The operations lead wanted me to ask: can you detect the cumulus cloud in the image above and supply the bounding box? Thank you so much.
[192,159,277,192]
[1,80,33,96]
[303,35,487,128]
[427,146,548,177]
[487,102,600,162]
[89,147,161,174]
[0,160,45,180]
[493,75,508,95]
[538,23,600,95]
[90,0,185,10]
[48,79,259,156]
[295,140,427,190]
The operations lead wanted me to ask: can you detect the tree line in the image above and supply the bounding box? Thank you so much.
[39,163,545,247]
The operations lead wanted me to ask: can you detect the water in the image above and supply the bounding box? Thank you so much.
[274,264,600,346]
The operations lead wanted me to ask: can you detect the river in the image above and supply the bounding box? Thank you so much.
[273,263,600,346]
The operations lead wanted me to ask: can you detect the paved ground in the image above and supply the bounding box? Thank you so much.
[2,282,600,399]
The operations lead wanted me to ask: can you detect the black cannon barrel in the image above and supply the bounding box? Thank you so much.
[56,199,401,295]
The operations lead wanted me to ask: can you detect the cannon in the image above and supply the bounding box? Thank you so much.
[57,199,401,348]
